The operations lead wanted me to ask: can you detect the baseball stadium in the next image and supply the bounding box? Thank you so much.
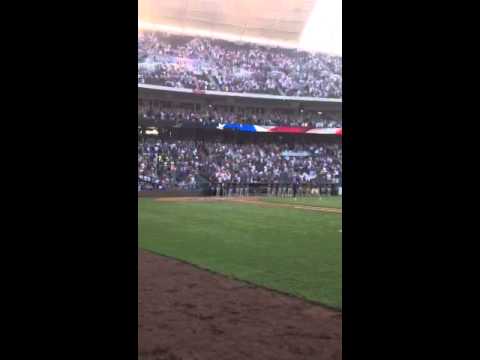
[138,1,342,359]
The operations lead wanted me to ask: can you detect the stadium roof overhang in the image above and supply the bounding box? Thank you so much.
[139,0,317,46]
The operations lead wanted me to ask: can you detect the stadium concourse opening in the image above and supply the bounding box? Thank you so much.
[138,3,342,358]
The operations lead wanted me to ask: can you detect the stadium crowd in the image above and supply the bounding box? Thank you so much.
[138,31,342,98]
[138,105,342,129]
[138,139,342,192]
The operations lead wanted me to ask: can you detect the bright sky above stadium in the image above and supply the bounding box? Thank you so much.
[300,0,342,55]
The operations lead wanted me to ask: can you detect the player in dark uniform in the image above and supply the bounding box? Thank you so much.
[292,176,300,198]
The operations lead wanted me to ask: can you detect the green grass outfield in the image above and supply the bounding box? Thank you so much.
[139,197,342,309]
[260,196,342,209]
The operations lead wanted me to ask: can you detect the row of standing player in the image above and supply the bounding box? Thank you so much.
[210,182,340,197]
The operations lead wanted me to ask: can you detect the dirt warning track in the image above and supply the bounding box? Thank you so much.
[139,250,341,360]
[154,196,342,214]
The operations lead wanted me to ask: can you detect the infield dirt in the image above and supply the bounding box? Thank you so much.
[139,250,341,360]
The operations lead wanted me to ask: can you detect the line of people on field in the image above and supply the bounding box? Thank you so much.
[209,181,341,197]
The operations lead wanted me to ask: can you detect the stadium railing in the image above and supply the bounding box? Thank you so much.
[138,83,342,104]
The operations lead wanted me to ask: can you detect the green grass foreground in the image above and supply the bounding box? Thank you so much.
[261,195,342,209]
[139,197,342,309]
